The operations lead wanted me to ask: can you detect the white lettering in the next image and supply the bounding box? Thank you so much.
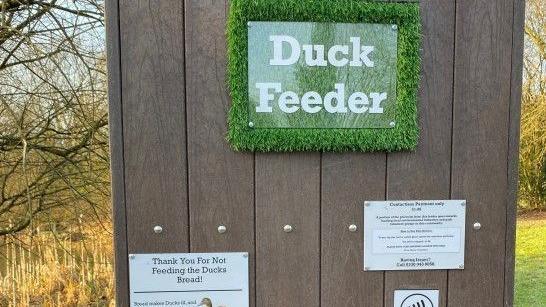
[324,83,348,113]
[301,91,322,113]
[349,37,375,67]
[327,45,349,67]
[278,91,300,113]
[369,92,387,113]
[256,82,281,113]
[254,82,386,115]
[269,35,301,66]
[348,92,370,113]
[270,36,375,68]
[302,45,327,66]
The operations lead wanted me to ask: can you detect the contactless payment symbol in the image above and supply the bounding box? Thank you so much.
[394,290,439,307]
[400,294,434,307]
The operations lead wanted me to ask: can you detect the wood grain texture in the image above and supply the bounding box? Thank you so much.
[320,153,386,307]
[120,0,189,253]
[107,1,523,305]
[184,0,255,305]
[105,0,129,304]
[384,1,455,306]
[504,0,525,305]
[255,153,320,307]
[448,0,514,305]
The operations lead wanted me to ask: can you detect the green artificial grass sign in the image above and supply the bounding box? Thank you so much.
[227,0,421,152]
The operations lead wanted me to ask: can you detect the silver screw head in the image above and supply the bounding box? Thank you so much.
[348,224,358,232]
[248,121,254,128]
[283,224,293,233]
[218,225,227,234]
[153,225,163,234]
[129,254,135,260]
[459,264,465,269]
[473,222,482,230]
[389,121,396,127]
[243,253,248,258]
[364,267,370,271]
[392,24,398,31]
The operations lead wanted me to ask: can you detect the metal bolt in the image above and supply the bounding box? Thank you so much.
[283,225,293,233]
[218,225,227,234]
[473,222,482,230]
[243,253,248,258]
[348,224,358,232]
[459,264,464,269]
[129,254,135,260]
[461,201,466,207]
[248,121,254,128]
[364,267,370,271]
[364,202,371,207]
[247,21,251,27]
[153,225,163,234]
[389,121,396,127]
[392,24,398,31]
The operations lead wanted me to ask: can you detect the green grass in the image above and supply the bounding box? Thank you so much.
[227,0,421,152]
[515,215,546,306]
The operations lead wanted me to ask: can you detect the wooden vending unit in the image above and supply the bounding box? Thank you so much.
[106,0,525,306]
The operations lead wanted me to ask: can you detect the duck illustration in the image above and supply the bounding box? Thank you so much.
[198,298,226,307]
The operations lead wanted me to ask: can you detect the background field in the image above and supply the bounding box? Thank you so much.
[515,213,546,307]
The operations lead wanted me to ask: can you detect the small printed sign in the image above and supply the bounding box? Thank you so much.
[394,290,439,307]
[129,252,249,307]
[364,200,466,271]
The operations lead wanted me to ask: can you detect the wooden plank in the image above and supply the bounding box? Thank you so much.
[504,0,525,305]
[105,0,129,304]
[383,1,455,306]
[184,0,255,305]
[255,153,320,307]
[448,0,514,305]
[321,153,386,307]
[120,0,189,253]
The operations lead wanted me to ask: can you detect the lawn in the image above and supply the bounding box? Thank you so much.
[515,212,546,306]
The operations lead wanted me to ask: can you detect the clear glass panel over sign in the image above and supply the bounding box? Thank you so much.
[248,21,398,129]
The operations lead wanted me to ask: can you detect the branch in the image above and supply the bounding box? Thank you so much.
[525,25,546,59]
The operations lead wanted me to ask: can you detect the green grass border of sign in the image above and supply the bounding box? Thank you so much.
[227,0,421,152]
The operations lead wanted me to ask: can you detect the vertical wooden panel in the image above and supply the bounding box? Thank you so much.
[449,0,514,305]
[255,153,320,307]
[504,1,525,306]
[120,0,188,253]
[185,0,255,305]
[384,1,455,306]
[105,0,129,303]
[321,153,386,306]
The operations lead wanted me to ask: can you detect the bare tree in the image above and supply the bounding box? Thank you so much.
[519,0,546,211]
[0,0,108,235]
[523,0,545,92]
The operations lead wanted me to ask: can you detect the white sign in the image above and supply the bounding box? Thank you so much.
[247,22,398,129]
[394,290,439,307]
[364,200,466,271]
[129,252,249,307]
